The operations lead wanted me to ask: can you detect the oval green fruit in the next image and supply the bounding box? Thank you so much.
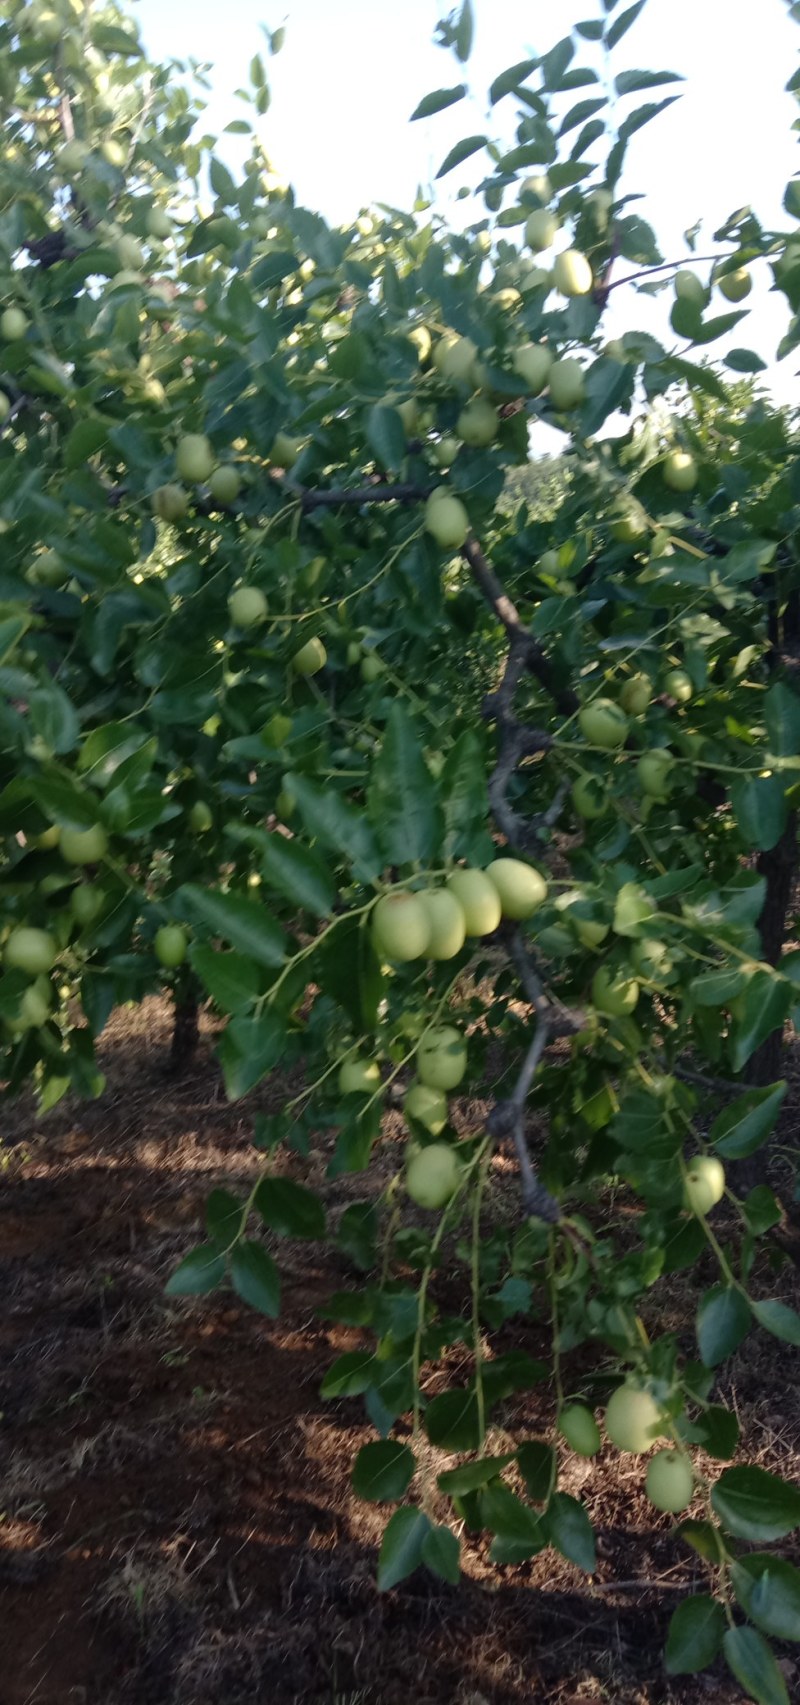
[5,926,57,975]
[605,1383,663,1453]
[360,653,383,683]
[291,636,327,676]
[513,342,552,393]
[60,823,108,865]
[15,979,52,1030]
[548,358,585,410]
[175,433,215,484]
[646,1449,694,1514]
[637,750,675,799]
[229,586,268,628]
[189,801,213,832]
[663,668,693,704]
[154,924,188,969]
[674,269,706,307]
[447,868,502,937]
[558,1403,601,1457]
[406,1142,460,1210]
[457,398,498,448]
[718,266,751,302]
[663,450,698,492]
[571,774,608,819]
[209,465,241,505]
[0,306,28,340]
[416,1025,467,1091]
[262,712,292,748]
[371,891,431,962]
[271,431,303,467]
[620,674,651,716]
[404,1080,448,1136]
[683,1155,725,1216]
[152,483,189,522]
[433,332,478,386]
[486,858,547,921]
[70,883,104,926]
[579,699,629,750]
[631,937,675,984]
[552,248,593,297]
[525,208,559,251]
[424,490,470,550]
[418,889,466,961]
[338,1056,381,1096]
[591,965,639,1017]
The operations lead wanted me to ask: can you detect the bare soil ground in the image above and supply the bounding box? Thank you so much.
[1,998,799,1705]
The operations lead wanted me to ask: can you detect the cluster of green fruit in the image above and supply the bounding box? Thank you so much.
[558,1387,695,1513]
[151,432,241,523]
[339,1022,469,1212]
[370,859,548,964]
[674,263,753,308]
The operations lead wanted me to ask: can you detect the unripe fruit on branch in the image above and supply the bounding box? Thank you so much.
[663,450,698,491]
[683,1155,725,1216]
[271,431,303,467]
[525,208,559,251]
[291,636,327,675]
[646,1450,694,1513]
[718,266,752,302]
[433,332,478,386]
[457,398,498,447]
[558,1404,601,1456]
[229,587,268,628]
[591,964,639,1017]
[605,1383,663,1453]
[60,823,108,865]
[154,925,188,968]
[338,1057,381,1096]
[406,1142,460,1209]
[208,465,241,505]
[418,890,467,960]
[404,1080,449,1135]
[486,859,547,920]
[552,248,593,297]
[620,674,651,716]
[176,434,215,484]
[0,307,28,340]
[674,270,706,307]
[416,1025,468,1091]
[636,749,675,799]
[578,699,629,749]
[663,668,693,704]
[152,484,189,522]
[371,891,431,961]
[548,358,585,409]
[424,490,469,549]
[513,342,552,393]
[571,774,608,819]
[5,926,57,974]
[189,801,213,832]
[447,868,502,937]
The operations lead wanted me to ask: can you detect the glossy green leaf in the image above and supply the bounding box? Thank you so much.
[711,1466,800,1541]
[489,58,538,104]
[605,1,647,49]
[731,774,788,851]
[516,1441,556,1502]
[425,1389,482,1452]
[377,1506,430,1589]
[366,404,407,473]
[752,1298,800,1346]
[697,1284,751,1366]
[723,1625,789,1705]
[436,134,487,179]
[710,1082,787,1158]
[730,975,792,1073]
[254,1176,326,1239]
[410,85,466,120]
[544,1493,596,1573]
[731,1553,800,1641]
[665,1595,726,1674]
[615,68,684,95]
[351,1440,415,1501]
[165,1243,226,1296]
[368,703,441,865]
[438,1454,515,1495]
[765,681,800,756]
[259,832,335,917]
[421,1522,460,1584]
[180,885,286,968]
[286,773,381,881]
[230,1240,281,1316]
[188,945,260,1015]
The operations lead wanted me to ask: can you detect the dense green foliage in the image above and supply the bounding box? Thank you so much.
[3,0,800,1690]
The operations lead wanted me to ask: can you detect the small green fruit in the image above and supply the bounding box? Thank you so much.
[229,586,268,628]
[406,1142,460,1210]
[663,450,698,492]
[525,209,559,251]
[552,248,593,297]
[605,1383,663,1453]
[146,206,173,240]
[637,750,675,799]
[663,668,693,704]
[208,465,241,505]
[372,892,431,962]
[360,653,383,683]
[486,859,547,921]
[558,1404,602,1456]
[579,699,629,750]
[592,965,639,1017]
[404,1080,448,1135]
[457,398,498,448]
[338,1057,381,1096]
[189,801,213,832]
[70,883,104,926]
[418,889,466,961]
[5,926,57,975]
[154,925,188,968]
[683,1155,725,1216]
[0,307,28,340]
[176,433,215,484]
[424,490,470,550]
[674,270,706,307]
[447,868,502,937]
[433,332,478,386]
[571,774,608,819]
[416,1025,467,1091]
[620,674,651,716]
[271,431,304,467]
[152,483,189,522]
[262,712,292,748]
[60,823,108,865]
[646,1450,694,1513]
[718,266,751,303]
[548,358,585,410]
[513,342,552,393]
[291,636,327,676]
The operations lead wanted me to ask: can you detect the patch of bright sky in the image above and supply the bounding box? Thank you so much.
[133,0,800,403]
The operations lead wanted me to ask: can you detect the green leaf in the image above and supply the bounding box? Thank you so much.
[723,1625,790,1705]
[710,1082,787,1159]
[730,974,792,1073]
[209,156,237,204]
[516,1441,556,1502]
[217,1010,287,1100]
[253,1176,326,1239]
[544,1493,596,1572]
[205,1188,241,1250]
[368,703,441,865]
[731,1553,800,1641]
[410,85,467,120]
[489,59,538,104]
[540,36,574,89]
[421,1523,460,1584]
[286,773,380,882]
[712,1466,800,1541]
[366,404,407,473]
[605,1,647,49]
[321,1349,377,1398]
[259,833,335,918]
[690,968,748,1007]
[180,885,286,969]
[752,1298,800,1346]
[377,1507,430,1589]
[28,684,79,755]
[436,134,488,178]
[692,1404,740,1461]
[438,1454,515,1495]
[188,945,260,1015]
[425,1389,482,1452]
[559,96,607,137]
[765,681,800,757]
[316,912,383,1034]
[730,774,788,851]
[697,1285,751,1366]
[615,68,684,95]
[230,1240,281,1316]
[352,1440,415,1502]
[725,347,767,373]
[455,0,474,61]
[613,881,656,936]
[335,1201,378,1270]
[440,728,490,861]
[665,1595,726,1674]
[743,1185,783,1235]
[481,1483,545,1562]
[165,1243,225,1296]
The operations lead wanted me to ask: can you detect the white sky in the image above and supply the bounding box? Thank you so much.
[133,0,800,401]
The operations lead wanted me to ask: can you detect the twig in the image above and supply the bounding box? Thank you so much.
[287,478,434,512]
[605,252,727,293]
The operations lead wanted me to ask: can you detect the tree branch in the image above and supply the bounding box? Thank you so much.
[285,477,435,512]
[605,253,727,294]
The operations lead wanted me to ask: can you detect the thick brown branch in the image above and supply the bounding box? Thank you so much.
[463,536,579,716]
